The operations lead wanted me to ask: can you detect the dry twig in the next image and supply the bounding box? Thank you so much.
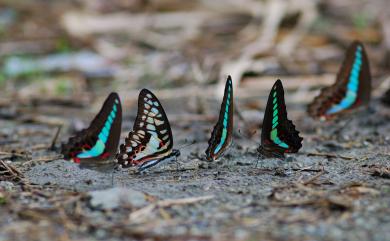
[305,152,355,160]
[129,195,214,221]
[0,160,27,184]
[22,155,63,166]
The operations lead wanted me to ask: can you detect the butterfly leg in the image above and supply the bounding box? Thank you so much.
[174,158,180,171]
[255,159,260,168]
[255,154,263,168]
[111,168,115,187]
[255,146,267,168]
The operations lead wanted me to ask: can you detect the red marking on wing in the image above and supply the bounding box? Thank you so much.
[83,144,92,149]
[100,152,110,159]
[131,156,157,166]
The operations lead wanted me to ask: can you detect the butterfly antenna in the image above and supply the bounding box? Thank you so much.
[255,150,265,168]
[233,103,246,122]
[177,139,197,151]
[49,125,62,151]
[237,129,259,145]
[175,159,180,172]
[331,115,353,138]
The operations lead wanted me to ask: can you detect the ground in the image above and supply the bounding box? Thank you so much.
[0,96,389,241]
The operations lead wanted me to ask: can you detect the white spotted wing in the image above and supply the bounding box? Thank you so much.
[117,89,174,168]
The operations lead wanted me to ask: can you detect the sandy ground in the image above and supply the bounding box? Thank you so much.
[0,99,389,241]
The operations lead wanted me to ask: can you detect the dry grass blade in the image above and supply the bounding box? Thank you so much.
[129,195,214,221]
[300,166,326,185]
[368,166,390,179]
[274,195,353,211]
[306,152,355,160]
[22,155,63,166]
[0,151,27,158]
[0,160,27,184]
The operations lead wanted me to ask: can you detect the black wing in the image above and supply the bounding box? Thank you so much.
[308,41,371,119]
[205,76,234,161]
[61,92,122,171]
[259,79,302,157]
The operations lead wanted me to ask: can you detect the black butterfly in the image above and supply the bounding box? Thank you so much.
[308,41,371,120]
[205,76,234,161]
[258,79,303,157]
[61,92,122,170]
[116,89,180,171]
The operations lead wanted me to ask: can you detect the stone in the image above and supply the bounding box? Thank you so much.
[88,187,147,210]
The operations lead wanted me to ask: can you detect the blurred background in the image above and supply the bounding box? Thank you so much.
[0,0,389,127]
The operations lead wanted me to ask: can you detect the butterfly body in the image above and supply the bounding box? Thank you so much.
[138,149,180,172]
[117,89,179,171]
[308,41,371,120]
[61,92,122,171]
[258,79,302,157]
[205,76,234,161]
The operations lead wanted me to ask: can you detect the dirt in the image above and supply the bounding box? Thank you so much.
[0,96,389,241]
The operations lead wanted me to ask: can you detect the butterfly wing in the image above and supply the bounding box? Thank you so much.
[259,79,303,157]
[61,92,122,170]
[117,89,178,169]
[205,76,234,161]
[308,41,371,119]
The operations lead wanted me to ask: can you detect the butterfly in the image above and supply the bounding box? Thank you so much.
[308,41,371,120]
[61,92,122,170]
[205,76,234,161]
[258,79,303,158]
[116,89,180,172]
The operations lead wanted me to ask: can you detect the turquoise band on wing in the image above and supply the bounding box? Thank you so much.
[214,83,232,154]
[77,100,119,158]
[326,46,362,114]
[270,90,289,148]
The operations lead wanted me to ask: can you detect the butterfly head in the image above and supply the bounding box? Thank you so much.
[205,140,232,162]
[172,149,181,157]
[205,150,216,162]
